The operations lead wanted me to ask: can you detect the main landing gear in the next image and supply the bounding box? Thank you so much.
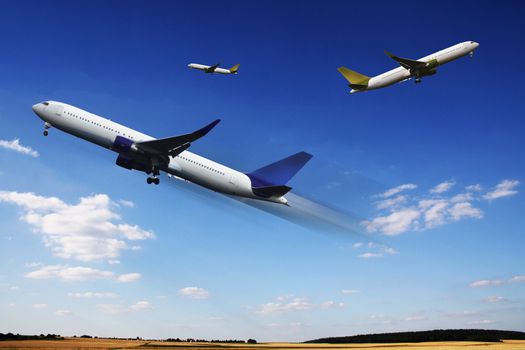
[43,122,51,136]
[146,164,160,185]
[415,77,422,84]
[147,176,160,185]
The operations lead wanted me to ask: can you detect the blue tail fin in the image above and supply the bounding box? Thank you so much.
[246,151,313,188]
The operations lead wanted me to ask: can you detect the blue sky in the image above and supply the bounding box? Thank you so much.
[0,0,524,342]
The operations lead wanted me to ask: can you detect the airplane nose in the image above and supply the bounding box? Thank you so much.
[32,103,39,113]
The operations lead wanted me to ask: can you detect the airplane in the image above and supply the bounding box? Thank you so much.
[188,62,240,74]
[31,101,312,205]
[338,41,480,93]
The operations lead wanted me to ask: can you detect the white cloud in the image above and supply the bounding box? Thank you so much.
[378,184,417,198]
[483,180,520,200]
[420,199,448,228]
[179,287,209,299]
[466,184,482,192]
[25,262,42,268]
[447,310,479,318]
[450,192,474,203]
[25,265,113,281]
[363,209,420,235]
[319,300,345,309]
[118,199,135,208]
[404,314,426,321]
[0,191,154,262]
[129,300,151,310]
[25,265,140,283]
[258,297,313,315]
[469,279,504,288]
[364,179,494,235]
[0,138,39,157]
[68,292,118,298]
[352,242,363,248]
[375,195,407,210]
[483,296,507,303]
[108,259,120,265]
[55,309,72,316]
[468,319,494,325]
[341,289,359,295]
[33,303,47,309]
[97,300,151,314]
[510,275,525,283]
[117,273,141,283]
[449,202,483,221]
[359,252,383,259]
[430,180,455,194]
[257,297,346,315]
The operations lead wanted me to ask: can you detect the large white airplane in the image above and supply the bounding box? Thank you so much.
[188,62,240,74]
[32,101,312,205]
[338,41,479,93]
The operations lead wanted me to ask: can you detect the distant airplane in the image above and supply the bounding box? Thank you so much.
[32,101,311,205]
[188,62,240,74]
[338,41,479,93]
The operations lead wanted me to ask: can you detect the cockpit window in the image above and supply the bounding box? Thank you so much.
[43,102,49,106]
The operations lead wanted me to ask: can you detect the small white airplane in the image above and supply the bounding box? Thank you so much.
[188,62,240,74]
[32,101,311,205]
[338,41,480,93]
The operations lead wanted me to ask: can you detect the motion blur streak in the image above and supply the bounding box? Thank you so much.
[164,174,371,239]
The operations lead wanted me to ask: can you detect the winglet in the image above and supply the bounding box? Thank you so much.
[384,50,396,59]
[194,119,221,137]
[229,64,240,74]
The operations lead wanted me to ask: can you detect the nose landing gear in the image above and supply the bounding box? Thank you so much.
[469,51,474,58]
[415,77,422,84]
[43,122,51,136]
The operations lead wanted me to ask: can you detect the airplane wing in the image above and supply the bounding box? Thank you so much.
[136,119,221,157]
[205,63,220,73]
[385,51,427,70]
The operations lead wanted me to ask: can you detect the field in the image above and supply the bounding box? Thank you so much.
[1,338,525,350]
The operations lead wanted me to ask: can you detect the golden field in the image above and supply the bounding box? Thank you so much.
[0,338,524,350]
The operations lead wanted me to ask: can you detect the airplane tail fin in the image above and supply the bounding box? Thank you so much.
[229,64,240,74]
[246,152,313,195]
[337,67,370,88]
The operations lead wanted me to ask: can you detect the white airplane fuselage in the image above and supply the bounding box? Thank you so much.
[187,63,234,74]
[352,41,479,93]
[32,101,288,205]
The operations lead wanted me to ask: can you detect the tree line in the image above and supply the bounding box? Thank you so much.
[305,329,525,343]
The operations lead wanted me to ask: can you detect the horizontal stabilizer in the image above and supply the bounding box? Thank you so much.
[252,185,292,198]
[247,151,313,188]
[337,67,370,86]
[137,119,220,156]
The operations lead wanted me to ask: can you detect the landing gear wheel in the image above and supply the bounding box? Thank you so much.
[43,130,48,136]
[147,177,160,185]
[415,78,422,84]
